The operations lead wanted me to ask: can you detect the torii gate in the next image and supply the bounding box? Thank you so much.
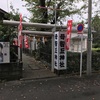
[3,20,88,73]
[3,20,68,72]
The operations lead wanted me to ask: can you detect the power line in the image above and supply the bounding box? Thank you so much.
[36,6,62,11]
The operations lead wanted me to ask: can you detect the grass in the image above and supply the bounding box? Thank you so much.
[92,48,100,51]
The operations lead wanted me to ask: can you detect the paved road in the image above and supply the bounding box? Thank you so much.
[22,53,57,80]
[0,74,100,100]
[0,53,100,100]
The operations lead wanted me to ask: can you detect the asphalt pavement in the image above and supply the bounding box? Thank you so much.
[0,53,100,100]
[0,75,100,100]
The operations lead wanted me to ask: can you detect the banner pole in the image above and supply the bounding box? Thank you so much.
[80,33,83,77]
[18,14,22,61]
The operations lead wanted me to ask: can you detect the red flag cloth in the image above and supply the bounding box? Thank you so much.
[18,13,22,48]
[19,33,22,48]
[13,38,18,46]
[24,35,29,48]
[65,20,73,50]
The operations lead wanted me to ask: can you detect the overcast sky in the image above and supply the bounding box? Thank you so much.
[0,0,30,21]
[0,0,99,24]
[0,0,24,11]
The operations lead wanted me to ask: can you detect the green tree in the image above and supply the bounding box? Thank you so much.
[92,14,100,47]
[22,0,88,62]
[23,0,87,24]
[0,5,26,43]
[92,15,100,32]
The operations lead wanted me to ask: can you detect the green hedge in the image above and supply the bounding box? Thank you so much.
[67,52,80,73]
[23,47,100,74]
[92,51,100,70]
[67,51,100,73]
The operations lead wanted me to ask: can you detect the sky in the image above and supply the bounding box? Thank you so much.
[0,0,99,24]
[0,0,30,21]
[0,0,25,12]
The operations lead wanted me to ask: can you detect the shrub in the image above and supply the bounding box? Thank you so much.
[67,51,100,73]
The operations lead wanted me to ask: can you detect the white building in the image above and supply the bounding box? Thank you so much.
[26,27,92,53]
[69,28,88,52]
[66,27,93,53]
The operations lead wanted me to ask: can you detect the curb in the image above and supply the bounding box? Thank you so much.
[20,75,58,81]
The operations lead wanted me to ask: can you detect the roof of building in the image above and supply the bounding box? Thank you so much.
[0,8,9,14]
[0,8,9,19]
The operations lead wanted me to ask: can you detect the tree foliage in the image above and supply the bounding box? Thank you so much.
[92,15,100,32]
[92,14,100,47]
[0,5,26,43]
[23,0,87,24]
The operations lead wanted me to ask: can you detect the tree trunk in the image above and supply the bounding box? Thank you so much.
[39,0,48,23]
[51,0,64,24]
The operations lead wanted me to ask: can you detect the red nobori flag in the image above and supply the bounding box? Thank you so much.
[24,35,29,48]
[13,38,18,46]
[65,20,73,50]
[18,14,22,31]
[18,13,22,48]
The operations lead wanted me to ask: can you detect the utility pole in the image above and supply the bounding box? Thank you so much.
[7,0,9,12]
[54,0,57,28]
[51,0,57,72]
[87,0,92,75]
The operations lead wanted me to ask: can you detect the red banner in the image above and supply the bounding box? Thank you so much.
[18,14,22,48]
[65,20,73,50]
[24,35,29,48]
[13,38,18,46]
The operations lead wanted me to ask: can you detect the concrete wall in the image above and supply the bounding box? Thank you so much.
[0,62,23,80]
